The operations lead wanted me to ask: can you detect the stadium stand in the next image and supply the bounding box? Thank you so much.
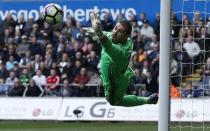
[0,11,208,98]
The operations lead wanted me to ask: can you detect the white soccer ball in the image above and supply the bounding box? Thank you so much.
[42,3,63,24]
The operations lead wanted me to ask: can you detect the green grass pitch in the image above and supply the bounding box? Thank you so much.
[0,121,210,131]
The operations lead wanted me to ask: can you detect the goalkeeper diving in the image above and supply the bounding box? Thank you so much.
[83,11,158,107]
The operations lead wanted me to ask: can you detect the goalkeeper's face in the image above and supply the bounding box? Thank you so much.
[112,23,129,43]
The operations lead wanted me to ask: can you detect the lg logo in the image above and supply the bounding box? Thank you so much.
[90,102,115,118]
[175,110,198,119]
[32,108,53,117]
[32,108,41,117]
[64,102,116,118]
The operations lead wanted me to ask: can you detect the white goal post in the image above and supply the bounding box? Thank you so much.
[159,0,171,131]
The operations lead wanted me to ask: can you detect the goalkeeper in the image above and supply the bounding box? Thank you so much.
[84,11,158,107]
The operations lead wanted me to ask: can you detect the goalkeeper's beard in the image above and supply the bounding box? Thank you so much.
[112,33,118,43]
[112,34,124,44]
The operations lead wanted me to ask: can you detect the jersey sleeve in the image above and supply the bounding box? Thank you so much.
[101,32,132,62]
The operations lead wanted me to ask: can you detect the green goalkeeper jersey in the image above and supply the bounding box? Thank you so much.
[100,31,135,97]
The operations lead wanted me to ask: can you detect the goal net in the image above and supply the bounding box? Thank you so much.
[170,0,210,130]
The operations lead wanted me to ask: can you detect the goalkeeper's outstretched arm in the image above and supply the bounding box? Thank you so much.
[83,11,133,61]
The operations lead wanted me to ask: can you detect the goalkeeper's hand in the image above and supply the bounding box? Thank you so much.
[83,27,99,41]
[89,10,103,37]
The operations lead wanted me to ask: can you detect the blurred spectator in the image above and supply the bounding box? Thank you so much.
[171,58,178,75]
[0,63,8,79]
[179,27,187,39]
[193,11,202,26]
[39,61,50,76]
[133,35,145,52]
[8,78,25,96]
[74,67,89,84]
[33,69,46,87]
[116,13,125,23]
[171,12,180,38]
[140,19,154,42]
[29,35,43,56]
[141,70,159,96]
[203,57,210,76]
[153,13,160,36]
[19,68,30,85]
[57,52,71,74]
[59,79,72,97]
[171,58,179,86]
[137,48,147,63]
[82,41,96,56]
[1,13,16,32]
[1,28,11,45]
[15,14,26,34]
[45,44,56,60]
[141,60,150,76]
[62,17,77,38]
[24,79,44,97]
[87,51,99,72]
[170,84,180,98]
[16,35,29,56]
[101,12,113,31]
[130,52,141,69]
[76,27,86,42]
[74,67,90,97]
[46,69,60,96]
[131,30,139,44]
[51,62,61,76]
[183,35,201,62]
[81,36,92,55]
[39,32,50,50]
[145,33,159,51]
[5,55,18,71]
[19,52,31,69]
[5,71,17,91]
[129,68,143,96]
[0,78,7,95]
[60,60,74,82]
[68,39,82,58]
[31,54,41,72]
[75,51,86,67]
[23,17,34,35]
[181,82,193,98]
[4,44,20,62]
[43,22,54,43]
[138,12,147,27]
[14,28,22,44]
[198,58,210,96]
[207,17,210,35]
[151,53,159,76]
[131,21,140,34]
[88,71,99,85]
[44,51,53,69]
[195,21,204,38]
[199,76,210,96]
[55,35,67,56]
[196,27,210,60]
[75,21,82,36]
[56,43,67,60]
[147,44,159,62]
[87,71,100,96]
[30,23,39,37]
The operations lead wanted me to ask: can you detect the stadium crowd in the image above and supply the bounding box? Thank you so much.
[0,11,209,98]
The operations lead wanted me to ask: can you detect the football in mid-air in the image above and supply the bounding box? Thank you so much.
[42,3,63,24]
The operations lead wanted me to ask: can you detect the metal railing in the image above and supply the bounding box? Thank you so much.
[0,83,146,97]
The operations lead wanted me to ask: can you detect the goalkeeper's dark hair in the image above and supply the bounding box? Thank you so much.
[119,21,132,35]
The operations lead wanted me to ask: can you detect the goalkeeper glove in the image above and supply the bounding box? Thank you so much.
[83,10,104,41]
[83,27,99,41]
